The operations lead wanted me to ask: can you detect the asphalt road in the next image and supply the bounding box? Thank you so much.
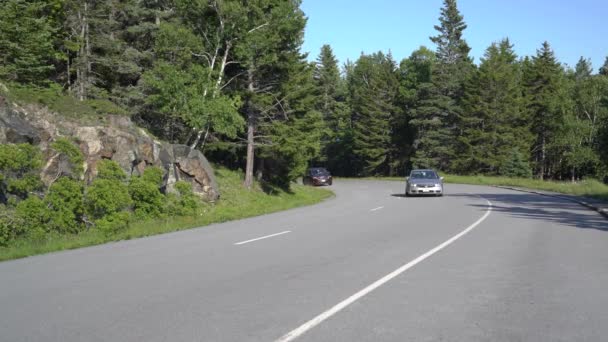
[1,181,607,342]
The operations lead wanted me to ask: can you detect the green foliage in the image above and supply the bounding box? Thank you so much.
[96,212,131,236]
[6,174,44,198]
[525,42,569,178]
[0,143,42,174]
[154,22,203,67]
[502,149,533,178]
[0,143,43,199]
[96,160,127,181]
[165,181,199,216]
[4,83,129,118]
[142,167,164,186]
[15,196,50,238]
[142,62,244,139]
[458,39,530,174]
[128,176,163,218]
[51,138,84,177]
[0,205,22,246]
[349,52,400,176]
[411,0,473,171]
[0,168,333,261]
[85,179,132,220]
[314,45,354,175]
[45,177,84,234]
[0,0,56,83]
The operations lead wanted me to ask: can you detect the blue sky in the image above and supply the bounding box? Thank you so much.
[300,0,607,72]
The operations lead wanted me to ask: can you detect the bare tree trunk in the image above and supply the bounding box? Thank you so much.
[539,135,546,180]
[255,158,264,181]
[244,68,256,189]
[244,113,255,189]
[191,43,231,149]
[190,125,209,150]
[571,164,576,183]
[67,54,71,92]
[76,2,90,101]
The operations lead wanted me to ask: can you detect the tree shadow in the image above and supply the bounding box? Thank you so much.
[449,192,608,233]
[391,193,441,198]
[260,180,294,195]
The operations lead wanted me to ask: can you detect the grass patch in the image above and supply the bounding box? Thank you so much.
[442,174,608,201]
[348,175,608,202]
[0,168,333,262]
[1,82,128,123]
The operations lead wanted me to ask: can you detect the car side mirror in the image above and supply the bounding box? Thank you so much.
[440,177,444,181]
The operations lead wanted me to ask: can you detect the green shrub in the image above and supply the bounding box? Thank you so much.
[6,173,44,198]
[502,148,533,178]
[51,138,84,177]
[0,143,43,199]
[175,181,199,213]
[142,167,164,186]
[96,159,127,181]
[164,181,199,216]
[0,143,42,174]
[129,176,164,218]
[15,196,50,238]
[96,212,131,236]
[0,204,22,246]
[45,177,84,234]
[86,99,128,116]
[85,179,131,219]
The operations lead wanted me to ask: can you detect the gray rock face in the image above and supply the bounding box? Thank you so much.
[0,97,219,201]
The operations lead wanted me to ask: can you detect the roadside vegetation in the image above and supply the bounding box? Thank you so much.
[442,175,608,201]
[364,175,608,202]
[0,164,332,262]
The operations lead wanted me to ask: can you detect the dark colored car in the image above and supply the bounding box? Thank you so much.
[303,167,333,186]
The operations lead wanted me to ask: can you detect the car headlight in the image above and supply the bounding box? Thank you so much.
[435,184,441,187]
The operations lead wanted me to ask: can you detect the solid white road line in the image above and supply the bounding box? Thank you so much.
[275,198,493,342]
[370,206,384,212]
[234,231,292,246]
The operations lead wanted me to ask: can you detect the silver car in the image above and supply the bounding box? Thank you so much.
[405,169,444,196]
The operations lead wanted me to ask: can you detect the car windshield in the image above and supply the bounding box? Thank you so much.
[310,169,329,176]
[410,171,438,179]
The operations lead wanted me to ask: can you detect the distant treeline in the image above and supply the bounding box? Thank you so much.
[1,0,607,183]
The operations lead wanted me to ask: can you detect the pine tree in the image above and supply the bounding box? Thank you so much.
[233,0,310,188]
[574,57,593,81]
[411,0,473,171]
[397,46,435,173]
[259,57,324,188]
[314,45,341,125]
[458,39,530,175]
[524,42,568,179]
[313,44,352,174]
[599,57,608,76]
[350,52,400,176]
[0,0,57,83]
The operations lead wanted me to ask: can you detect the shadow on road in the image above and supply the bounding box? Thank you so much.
[449,192,608,232]
[391,193,443,198]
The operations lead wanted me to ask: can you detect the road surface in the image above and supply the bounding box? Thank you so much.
[1,181,607,341]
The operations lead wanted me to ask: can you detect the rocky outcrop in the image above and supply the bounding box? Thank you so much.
[0,97,219,201]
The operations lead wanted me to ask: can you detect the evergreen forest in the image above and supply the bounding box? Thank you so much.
[1,0,607,185]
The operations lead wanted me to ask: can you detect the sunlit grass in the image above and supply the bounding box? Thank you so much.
[0,168,333,262]
[356,174,608,201]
